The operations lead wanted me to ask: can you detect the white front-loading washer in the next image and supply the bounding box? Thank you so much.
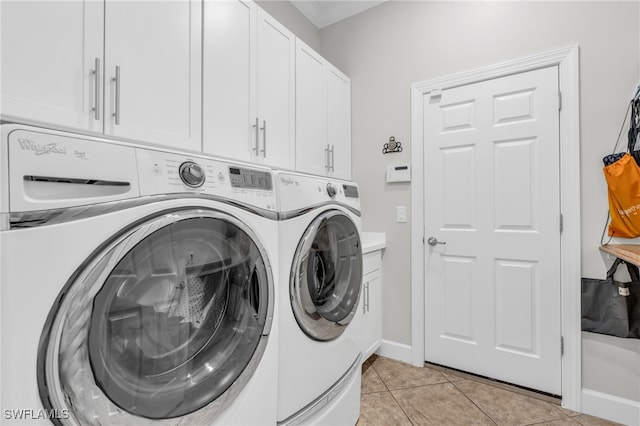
[0,124,279,425]
[274,171,363,426]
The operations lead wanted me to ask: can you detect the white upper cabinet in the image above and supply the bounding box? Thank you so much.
[1,1,104,133]
[294,39,351,180]
[295,40,328,177]
[326,65,352,180]
[3,0,346,165]
[203,0,256,162]
[104,1,202,151]
[255,8,296,169]
[1,0,202,152]
[203,2,295,169]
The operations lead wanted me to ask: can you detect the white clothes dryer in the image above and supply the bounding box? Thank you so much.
[0,124,279,425]
[274,171,363,426]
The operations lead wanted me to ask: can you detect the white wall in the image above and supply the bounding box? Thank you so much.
[316,0,640,403]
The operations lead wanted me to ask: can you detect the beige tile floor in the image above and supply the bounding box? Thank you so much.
[358,355,621,426]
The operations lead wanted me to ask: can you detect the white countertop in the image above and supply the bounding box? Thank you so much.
[361,232,386,254]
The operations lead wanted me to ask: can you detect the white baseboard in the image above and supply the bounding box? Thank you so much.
[581,389,640,425]
[375,340,414,365]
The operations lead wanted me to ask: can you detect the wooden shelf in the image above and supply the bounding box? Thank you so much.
[599,244,640,267]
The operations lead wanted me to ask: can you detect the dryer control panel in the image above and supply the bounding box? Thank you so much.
[275,171,360,214]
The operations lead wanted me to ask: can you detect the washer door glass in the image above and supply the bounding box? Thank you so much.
[290,210,362,341]
[39,210,273,424]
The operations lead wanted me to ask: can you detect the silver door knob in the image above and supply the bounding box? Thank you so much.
[427,237,446,246]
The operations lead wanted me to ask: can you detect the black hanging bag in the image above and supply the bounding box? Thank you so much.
[626,259,640,338]
[581,258,640,338]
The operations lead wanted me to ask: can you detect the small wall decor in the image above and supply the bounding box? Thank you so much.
[382,136,402,154]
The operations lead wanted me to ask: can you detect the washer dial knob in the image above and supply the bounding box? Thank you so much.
[326,183,337,198]
[179,161,205,188]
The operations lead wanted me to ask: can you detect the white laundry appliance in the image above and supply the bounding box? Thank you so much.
[274,171,363,426]
[0,124,279,425]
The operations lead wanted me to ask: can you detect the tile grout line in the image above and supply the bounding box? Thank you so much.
[449,379,499,426]
[370,361,416,426]
[362,357,614,426]
[372,358,501,426]
[449,379,576,426]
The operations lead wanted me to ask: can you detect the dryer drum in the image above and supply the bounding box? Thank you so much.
[39,210,273,424]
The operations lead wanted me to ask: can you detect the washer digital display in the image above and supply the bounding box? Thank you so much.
[229,167,273,190]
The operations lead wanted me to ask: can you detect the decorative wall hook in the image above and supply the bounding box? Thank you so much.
[383,136,402,154]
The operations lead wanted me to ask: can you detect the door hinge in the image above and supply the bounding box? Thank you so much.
[558,91,562,111]
[561,336,564,356]
[560,213,563,233]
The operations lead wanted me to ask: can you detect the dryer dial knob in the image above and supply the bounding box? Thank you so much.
[179,161,205,188]
[326,183,337,198]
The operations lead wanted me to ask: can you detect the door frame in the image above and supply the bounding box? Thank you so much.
[409,46,581,411]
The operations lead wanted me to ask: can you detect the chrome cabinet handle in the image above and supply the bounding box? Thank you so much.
[427,237,446,246]
[112,66,121,125]
[330,144,335,172]
[365,282,370,312]
[362,283,367,314]
[366,282,370,312]
[362,282,369,313]
[260,120,267,157]
[325,144,330,171]
[92,58,101,120]
[252,117,260,154]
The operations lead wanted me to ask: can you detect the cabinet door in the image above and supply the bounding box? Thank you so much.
[203,0,257,162]
[104,0,202,151]
[327,66,352,180]
[363,270,382,360]
[256,8,295,169]
[295,39,327,176]
[1,1,103,133]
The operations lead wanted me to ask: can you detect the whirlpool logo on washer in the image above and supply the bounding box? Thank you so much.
[17,138,67,156]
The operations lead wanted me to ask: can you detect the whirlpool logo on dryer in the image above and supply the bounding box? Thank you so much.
[18,138,67,156]
[280,176,299,186]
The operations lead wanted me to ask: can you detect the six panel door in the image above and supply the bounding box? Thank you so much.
[423,66,562,395]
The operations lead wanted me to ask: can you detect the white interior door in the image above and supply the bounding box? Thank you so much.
[423,66,562,395]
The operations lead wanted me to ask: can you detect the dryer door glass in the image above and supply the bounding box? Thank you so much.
[291,210,362,341]
[39,210,273,424]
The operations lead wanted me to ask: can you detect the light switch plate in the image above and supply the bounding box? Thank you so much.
[396,205,407,223]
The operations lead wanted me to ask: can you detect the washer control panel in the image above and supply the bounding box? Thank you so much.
[326,183,337,198]
[179,161,206,188]
[229,167,272,191]
[136,149,276,211]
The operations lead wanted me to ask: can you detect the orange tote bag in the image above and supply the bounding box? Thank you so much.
[604,153,640,238]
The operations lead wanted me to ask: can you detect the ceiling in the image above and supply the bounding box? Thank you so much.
[290,1,387,29]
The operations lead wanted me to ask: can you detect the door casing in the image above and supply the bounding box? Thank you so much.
[410,46,581,411]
